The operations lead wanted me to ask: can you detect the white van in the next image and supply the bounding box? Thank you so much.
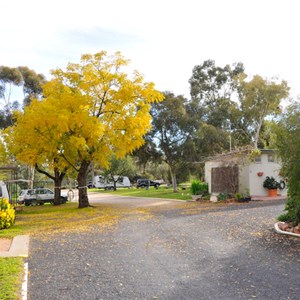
[93,176,131,189]
[0,181,10,200]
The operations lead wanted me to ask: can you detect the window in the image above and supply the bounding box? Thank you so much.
[254,155,261,163]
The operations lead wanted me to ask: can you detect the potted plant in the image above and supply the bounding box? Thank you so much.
[263,176,280,197]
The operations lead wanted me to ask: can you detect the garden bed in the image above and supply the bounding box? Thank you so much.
[274,222,300,237]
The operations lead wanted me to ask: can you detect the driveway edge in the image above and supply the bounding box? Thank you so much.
[0,235,30,257]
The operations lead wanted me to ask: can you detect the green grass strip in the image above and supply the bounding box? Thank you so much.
[91,186,192,200]
[0,257,24,300]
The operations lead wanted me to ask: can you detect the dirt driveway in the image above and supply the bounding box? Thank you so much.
[28,194,300,300]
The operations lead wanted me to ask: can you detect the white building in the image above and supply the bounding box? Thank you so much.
[205,149,287,197]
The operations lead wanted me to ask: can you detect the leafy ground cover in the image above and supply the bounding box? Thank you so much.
[0,203,122,239]
[0,257,24,300]
[90,186,192,200]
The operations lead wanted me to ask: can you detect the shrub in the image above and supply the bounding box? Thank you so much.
[279,197,300,226]
[217,192,230,201]
[202,194,211,200]
[0,198,15,230]
[190,180,208,195]
[277,213,292,223]
[234,192,242,200]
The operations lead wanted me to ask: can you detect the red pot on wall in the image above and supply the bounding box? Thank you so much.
[268,189,277,197]
[257,172,264,177]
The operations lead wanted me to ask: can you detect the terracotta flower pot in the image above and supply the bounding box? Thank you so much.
[268,188,277,197]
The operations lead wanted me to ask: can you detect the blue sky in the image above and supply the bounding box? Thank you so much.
[1,0,300,99]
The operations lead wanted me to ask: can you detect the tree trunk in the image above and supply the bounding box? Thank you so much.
[170,166,178,192]
[253,125,261,149]
[253,115,264,149]
[53,169,63,205]
[112,175,119,191]
[28,165,35,189]
[35,164,66,206]
[77,160,91,208]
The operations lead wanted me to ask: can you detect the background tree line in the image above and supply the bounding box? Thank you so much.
[0,54,291,206]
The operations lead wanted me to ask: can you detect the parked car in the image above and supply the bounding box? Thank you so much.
[136,179,160,189]
[18,188,68,206]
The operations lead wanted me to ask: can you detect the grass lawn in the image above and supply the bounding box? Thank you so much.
[0,257,24,300]
[90,185,192,200]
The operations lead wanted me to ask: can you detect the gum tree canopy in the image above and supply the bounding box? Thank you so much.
[9,51,163,208]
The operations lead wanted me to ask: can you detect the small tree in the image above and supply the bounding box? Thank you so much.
[151,92,190,192]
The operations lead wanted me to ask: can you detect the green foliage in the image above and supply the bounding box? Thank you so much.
[0,66,45,129]
[189,59,244,128]
[150,92,191,191]
[237,74,289,148]
[276,197,300,225]
[202,194,211,200]
[277,213,292,223]
[234,192,242,200]
[0,198,15,229]
[217,192,230,201]
[103,156,136,179]
[190,180,208,195]
[248,149,261,162]
[263,176,280,189]
[274,103,300,225]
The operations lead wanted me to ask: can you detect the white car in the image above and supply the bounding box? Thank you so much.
[18,188,68,206]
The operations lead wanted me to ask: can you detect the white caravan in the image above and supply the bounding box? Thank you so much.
[0,181,10,200]
[93,175,131,189]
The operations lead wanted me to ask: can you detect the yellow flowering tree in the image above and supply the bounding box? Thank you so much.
[7,51,163,208]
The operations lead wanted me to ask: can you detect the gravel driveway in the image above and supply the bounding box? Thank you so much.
[27,195,300,300]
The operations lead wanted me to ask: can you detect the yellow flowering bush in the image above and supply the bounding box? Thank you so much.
[0,198,15,229]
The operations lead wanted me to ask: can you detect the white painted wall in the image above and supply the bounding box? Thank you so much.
[205,151,288,196]
[247,153,287,196]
